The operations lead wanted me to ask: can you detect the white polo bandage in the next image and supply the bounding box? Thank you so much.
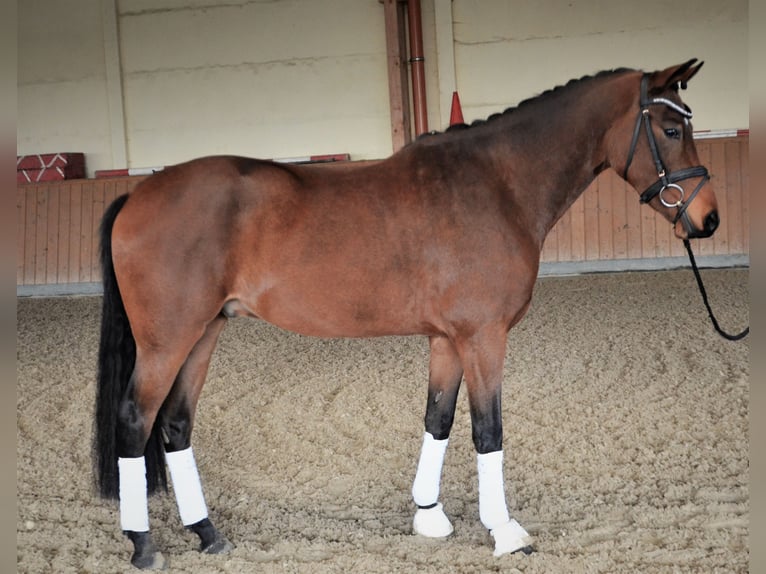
[477,450,510,530]
[166,447,208,526]
[118,456,149,532]
[412,432,449,507]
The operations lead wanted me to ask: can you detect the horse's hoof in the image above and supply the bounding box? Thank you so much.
[490,519,533,557]
[515,545,535,555]
[413,502,454,538]
[126,531,167,570]
[187,518,234,554]
[131,550,168,570]
[201,535,234,555]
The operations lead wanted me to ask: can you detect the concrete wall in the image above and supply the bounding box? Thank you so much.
[18,0,116,175]
[119,0,392,167]
[446,0,749,130]
[17,0,749,176]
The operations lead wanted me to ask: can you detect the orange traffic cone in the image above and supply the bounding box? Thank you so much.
[449,91,464,126]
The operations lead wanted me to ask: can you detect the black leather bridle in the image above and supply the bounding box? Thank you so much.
[622,74,710,236]
[622,74,748,341]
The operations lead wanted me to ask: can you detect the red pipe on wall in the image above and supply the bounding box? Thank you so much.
[406,0,428,136]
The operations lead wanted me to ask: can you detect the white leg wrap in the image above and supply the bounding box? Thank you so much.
[118,456,149,532]
[412,433,453,538]
[166,447,208,526]
[477,450,532,556]
[412,432,449,507]
[477,450,510,530]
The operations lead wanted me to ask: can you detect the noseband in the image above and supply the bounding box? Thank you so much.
[622,75,710,234]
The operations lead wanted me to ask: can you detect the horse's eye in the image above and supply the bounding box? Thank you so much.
[664,128,681,140]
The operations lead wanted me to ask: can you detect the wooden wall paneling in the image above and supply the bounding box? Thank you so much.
[45,186,60,284]
[27,188,36,283]
[23,187,37,285]
[695,138,711,210]
[68,182,83,283]
[556,201,573,262]
[625,180,643,259]
[124,177,138,195]
[597,173,613,259]
[739,139,749,253]
[57,183,71,283]
[640,184,657,259]
[670,217,687,257]
[113,178,131,202]
[707,141,727,256]
[668,206,686,258]
[655,206,672,258]
[711,140,728,255]
[724,140,744,254]
[34,187,48,284]
[104,178,117,211]
[569,193,586,261]
[103,180,116,276]
[541,215,558,262]
[96,180,116,284]
[718,139,737,256]
[91,181,105,281]
[80,182,93,282]
[611,173,628,259]
[17,188,26,284]
[668,229,683,258]
[583,179,600,260]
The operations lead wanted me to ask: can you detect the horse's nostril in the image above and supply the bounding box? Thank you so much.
[704,210,720,233]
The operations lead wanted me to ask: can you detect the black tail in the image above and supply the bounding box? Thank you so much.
[94,194,167,499]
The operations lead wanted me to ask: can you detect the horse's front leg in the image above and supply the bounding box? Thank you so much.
[457,325,534,557]
[412,335,463,537]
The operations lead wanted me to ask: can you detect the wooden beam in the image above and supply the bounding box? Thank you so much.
[383,0,411,152]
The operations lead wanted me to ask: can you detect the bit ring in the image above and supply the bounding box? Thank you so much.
[659,183,685,208]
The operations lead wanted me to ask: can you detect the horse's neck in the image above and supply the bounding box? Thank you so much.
[488,80,631,247]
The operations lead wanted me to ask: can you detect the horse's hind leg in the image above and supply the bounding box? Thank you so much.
[117,338,201,570]
[117,314,224,569]
[160,316,233,554]
[412,335,463,538]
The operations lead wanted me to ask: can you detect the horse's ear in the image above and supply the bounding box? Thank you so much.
[649,59,704,93]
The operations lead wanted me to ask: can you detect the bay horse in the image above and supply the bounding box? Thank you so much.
[95,59,720,569]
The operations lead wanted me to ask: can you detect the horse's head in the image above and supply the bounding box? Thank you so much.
[611,59,719,239]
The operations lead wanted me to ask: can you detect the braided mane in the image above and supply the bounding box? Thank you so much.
[423,67,635,137]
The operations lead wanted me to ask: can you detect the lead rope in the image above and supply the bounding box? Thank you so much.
[683,239,749,341]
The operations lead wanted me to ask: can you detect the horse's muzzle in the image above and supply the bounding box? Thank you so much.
[686,210,720,239]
